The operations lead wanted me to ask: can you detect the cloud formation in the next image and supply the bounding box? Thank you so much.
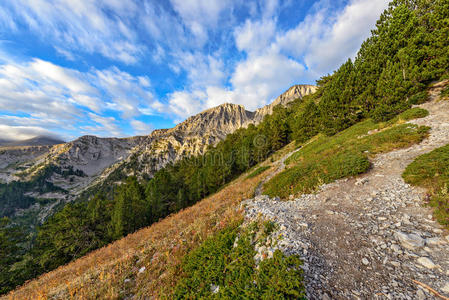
[0,0,390,140]
[0,58,158,139]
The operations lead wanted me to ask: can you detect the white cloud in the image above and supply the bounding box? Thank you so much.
[1,0,145,64]
[131,120,152,136]
[0,58,157,138]
[274,0,390,75]
[230,53,305,110]
[234,20,276,54]
[168,90,206,119]
[0,124,55,141]
[169,0,232,45]
[175,52,226,89]
[87,113,122,137]
[167,52,305,117]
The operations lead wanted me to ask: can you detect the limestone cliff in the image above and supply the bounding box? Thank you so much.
[254,84,317,122]
[0,84,316,221]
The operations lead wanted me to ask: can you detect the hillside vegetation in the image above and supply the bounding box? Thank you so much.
[264,108,430,198]
[2,0,449,296]
[403,143,449,227]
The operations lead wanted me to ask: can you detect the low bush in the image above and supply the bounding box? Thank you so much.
[408,91,428,105]
[403,144,449,227]
[264,112,430,198]
[172,221,306,299]
[246,166,271,179]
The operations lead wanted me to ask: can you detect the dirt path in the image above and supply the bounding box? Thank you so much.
[254,147,302,197]
[244,82,449,299]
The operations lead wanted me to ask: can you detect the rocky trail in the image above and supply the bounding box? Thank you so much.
[254,147,302,197]
[244,83,449,299]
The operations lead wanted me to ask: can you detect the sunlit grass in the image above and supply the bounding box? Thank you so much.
[403,144,449,228]
[264,108,430,199]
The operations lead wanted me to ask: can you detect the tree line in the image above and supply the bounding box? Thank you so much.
[1,0,448,294]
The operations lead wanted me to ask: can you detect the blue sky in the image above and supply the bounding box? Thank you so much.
[0,0,389,141]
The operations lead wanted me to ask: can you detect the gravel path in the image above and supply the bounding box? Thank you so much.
[244,82,449,299]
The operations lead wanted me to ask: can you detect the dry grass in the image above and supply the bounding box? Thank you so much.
[4,164,271,300]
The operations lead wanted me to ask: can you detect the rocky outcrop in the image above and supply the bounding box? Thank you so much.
[243,85,449,299]
[0,135,64,147]
[0,145,53,183]
[254,85,317,122]
[0,84,316,221]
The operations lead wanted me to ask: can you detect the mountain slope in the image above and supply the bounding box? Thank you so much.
[6,84,448,299]
[0,136,64,147]
[0,84,315,223]
[244,82,449,299]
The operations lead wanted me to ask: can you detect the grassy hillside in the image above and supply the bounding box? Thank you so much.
[2,0,449,296]
[403,143,449,227]
[264,108,430,198]
[4,164,270,299]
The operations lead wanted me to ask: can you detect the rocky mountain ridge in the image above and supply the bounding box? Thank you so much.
[0,84,316,222]
[0,135,64,147]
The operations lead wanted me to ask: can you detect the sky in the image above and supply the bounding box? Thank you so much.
[0,0,390,141]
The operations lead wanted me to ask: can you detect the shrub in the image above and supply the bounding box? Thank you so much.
[403,144,449,227]
[172,222,306,299]
[408,91,428,105]
[246,166,271,179]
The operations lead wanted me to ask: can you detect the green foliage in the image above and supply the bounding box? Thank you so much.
[441,86,449,98]
[264,118,430,198]
[246,166,271,179]
[408,91,428,105]
[387,107,429,125]
[4,0,449,293]
[0,217,35,295]
[403,144,449,227]
[172,222,305,299]
[0,163,84,217]
[111,176,148,238]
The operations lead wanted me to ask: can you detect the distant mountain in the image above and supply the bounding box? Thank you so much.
[0,135,64,147]
[0,84,316,224]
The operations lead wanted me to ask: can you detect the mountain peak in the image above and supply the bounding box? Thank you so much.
[0,135,64,147]
[173,102,254,136]
[254,84,317,122]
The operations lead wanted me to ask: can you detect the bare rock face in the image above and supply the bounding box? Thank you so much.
[0,145,54,183]
[254,85,317,122]
[121,103,257,176]
[0,84,316,221]
[57,135,143,177]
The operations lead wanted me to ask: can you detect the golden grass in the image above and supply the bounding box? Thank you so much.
[4,165,271,300]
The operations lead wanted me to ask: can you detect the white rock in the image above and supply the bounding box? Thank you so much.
[441,282,449,294]
[138,266,146,273]
[390,261,400,267]
[417,257,436,269]
[356,178,368,186]
[210,284,220,294]
[416,289,426,300]
[391,244,401,253]
[426,237,442,246]
[362,258,369,265]
[394,231,424,250]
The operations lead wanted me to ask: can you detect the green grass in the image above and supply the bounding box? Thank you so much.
[403,144,449,228]
[264,109,430,199]
[386,107,429,125]
[441,86,449,98]
[246,166,271,179]
[408,91,428,105]
[171,221,306,299]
